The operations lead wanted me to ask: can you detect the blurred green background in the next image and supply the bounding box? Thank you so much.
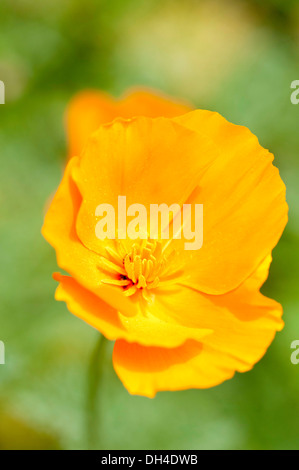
[0,0,299,450]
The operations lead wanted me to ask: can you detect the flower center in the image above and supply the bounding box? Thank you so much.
[100,237,182,299]
[123,240,162,292]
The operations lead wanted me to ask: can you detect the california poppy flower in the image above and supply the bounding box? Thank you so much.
[42,88,288,397]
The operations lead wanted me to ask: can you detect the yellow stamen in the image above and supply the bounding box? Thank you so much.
[100,238,181,297]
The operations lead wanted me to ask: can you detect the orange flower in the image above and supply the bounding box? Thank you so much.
[42,88,288,397]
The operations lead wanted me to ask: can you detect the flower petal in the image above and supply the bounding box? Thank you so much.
[113,340,237,398]
[54,273,213,348]
[66,88,192,158]
[41,158,140,318]
[73,116,219,254]
[118,88,192,119]
[66,90,117,159]
[113,256,283,397]
[154,255,283,367]
[54,273,123,340]
[171,110,288,294]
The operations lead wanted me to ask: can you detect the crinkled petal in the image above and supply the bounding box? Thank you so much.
[113,256,283,397]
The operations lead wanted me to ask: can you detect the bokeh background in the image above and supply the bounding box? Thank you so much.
[0,0,299,450]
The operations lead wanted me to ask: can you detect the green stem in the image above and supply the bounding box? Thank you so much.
[86,333,107,449]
